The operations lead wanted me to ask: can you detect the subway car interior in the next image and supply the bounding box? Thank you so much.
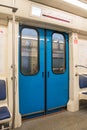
[0,0,87,130]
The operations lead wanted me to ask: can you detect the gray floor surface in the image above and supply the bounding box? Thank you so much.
[15,100,87,130]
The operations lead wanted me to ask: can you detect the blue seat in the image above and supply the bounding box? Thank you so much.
[79,75,87,88]
[0,80,6,100]
[0,80,11,121]
[0,107,11,120]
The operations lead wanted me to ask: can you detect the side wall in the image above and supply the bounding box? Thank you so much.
[0,21,21,128]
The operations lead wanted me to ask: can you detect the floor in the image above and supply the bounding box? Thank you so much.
[15,100,87,130]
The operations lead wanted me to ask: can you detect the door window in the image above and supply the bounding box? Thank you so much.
[52,33,65,74]
[21,28,39,75]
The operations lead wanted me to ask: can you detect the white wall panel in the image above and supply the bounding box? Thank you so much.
[0,26,7,75]
[79,39,87,67]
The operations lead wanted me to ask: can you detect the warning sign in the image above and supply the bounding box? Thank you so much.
[73,33,78,44]
[74,37,78,44]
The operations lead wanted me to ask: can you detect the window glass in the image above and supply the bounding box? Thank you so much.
[52,33,65,74]
[21,28,39,75]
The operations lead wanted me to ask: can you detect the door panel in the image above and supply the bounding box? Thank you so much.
[19,27,45,115]
[46,30,69,111]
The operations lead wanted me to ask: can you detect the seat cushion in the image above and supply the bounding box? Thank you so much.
[0,107,11,120]
[0,80,6,100]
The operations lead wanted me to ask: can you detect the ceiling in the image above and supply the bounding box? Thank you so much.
[29,0,87,18]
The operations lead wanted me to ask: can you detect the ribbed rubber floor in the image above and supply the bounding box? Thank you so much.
[15,100,87,130]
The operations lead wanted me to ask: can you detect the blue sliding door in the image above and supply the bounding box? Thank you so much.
[19,26,69,116]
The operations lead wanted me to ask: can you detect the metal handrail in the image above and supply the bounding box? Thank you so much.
[75,65,87,69]
[0,4,18,12]
[79,74,87,77]
[75,73,87,77]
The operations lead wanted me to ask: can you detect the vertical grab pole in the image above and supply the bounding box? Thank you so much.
[12,0,16,128]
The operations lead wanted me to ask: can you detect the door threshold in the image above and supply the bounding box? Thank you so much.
[22,107,66,121]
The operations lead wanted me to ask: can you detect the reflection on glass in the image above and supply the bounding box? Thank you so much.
[52,33,65,74]
[21,28,38,75]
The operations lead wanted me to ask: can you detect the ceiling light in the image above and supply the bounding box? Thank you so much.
[63,0,87,10]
